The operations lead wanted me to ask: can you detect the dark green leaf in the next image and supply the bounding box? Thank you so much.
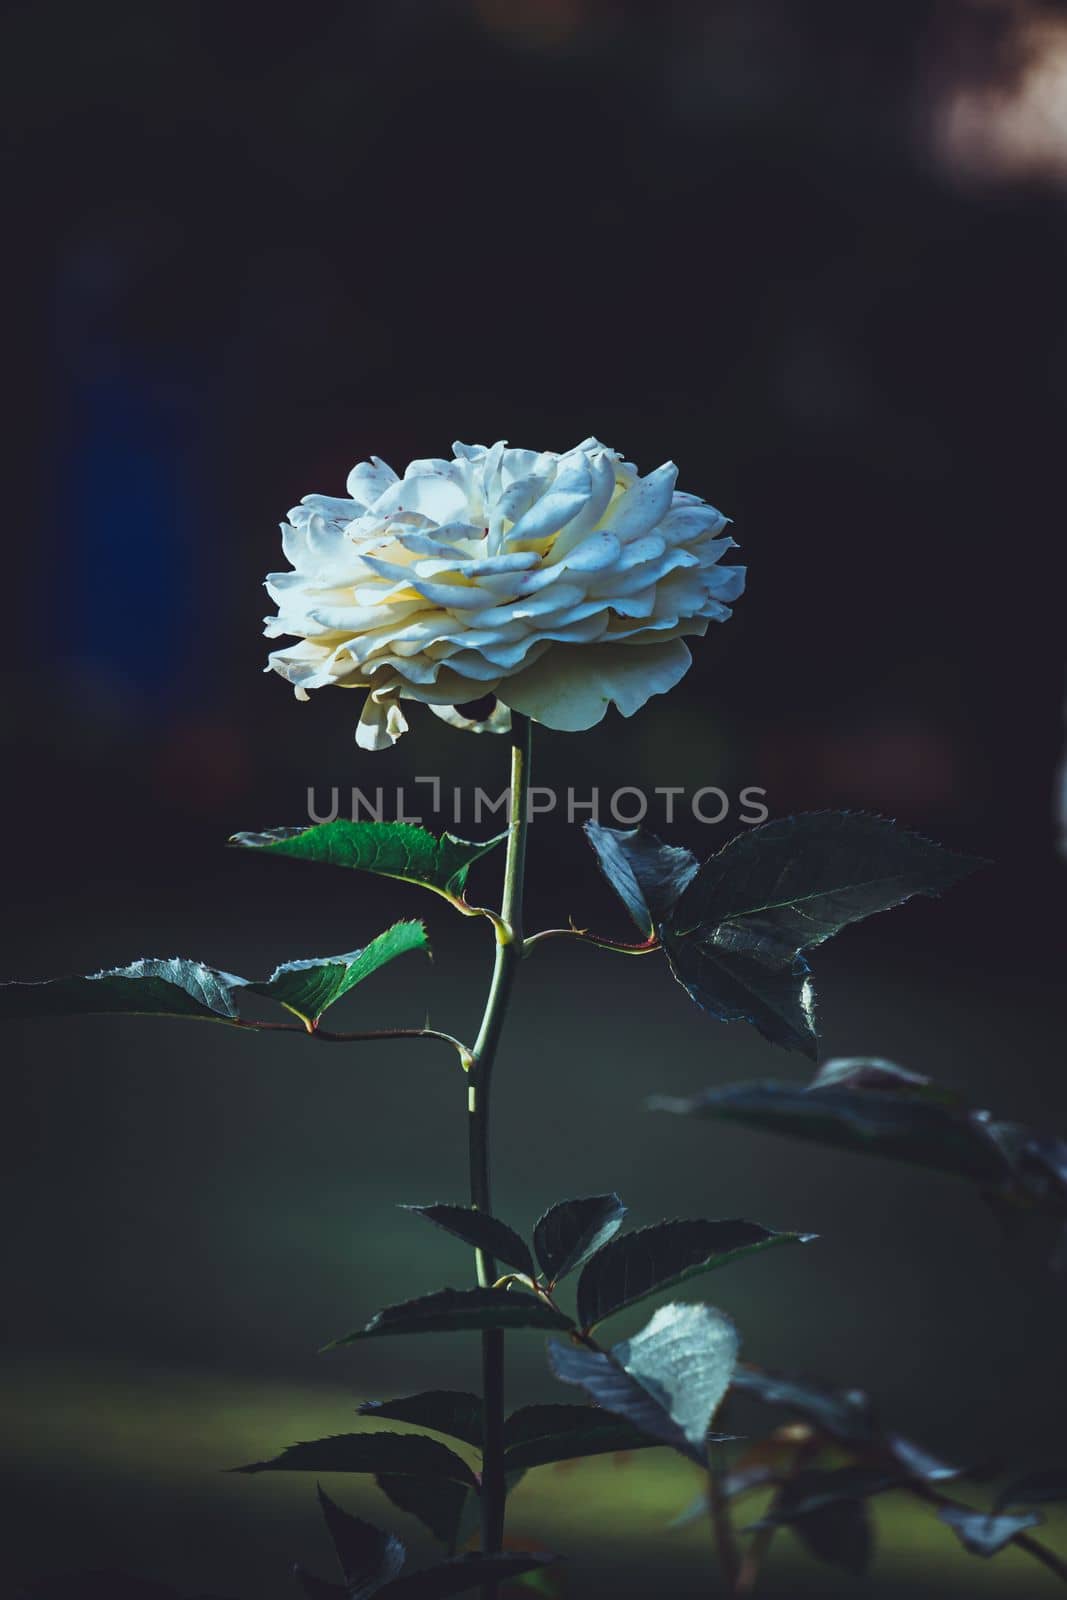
[995,1468,1067,1511]
[230,821,506,904]
[661,935,819,1058]
[246,923,429,1026]
[375,1475,471,1554]
[747,1467,894,1528]
[326,1288,572,1348]
[502,1403,662,1470]
[583,821,697,936]
[788,1498,873,1575]
[661,813,981,1056]
[357,1392,483,1449]
[576,1219,814,1331]
[532,1194,627,1285]
[937,1504,1043,1556]
[292,1567,346,1600]
[316,1486,407,1596]
[233,1431,477,1486]
[548,1302,738,1463]
[378,1552,557,1599]
[0,958,244,1024]
[649,1072,1013,1188]
[729,1366,877,1446]
[402,1205,534,1278]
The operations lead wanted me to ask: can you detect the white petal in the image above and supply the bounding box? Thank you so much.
[603,461,678,540]
[346,457,399,506]
[499,639,693,730]
[430,699,512,735]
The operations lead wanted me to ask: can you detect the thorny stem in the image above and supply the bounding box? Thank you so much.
[467,713,532,1600]
[523,925,661,956]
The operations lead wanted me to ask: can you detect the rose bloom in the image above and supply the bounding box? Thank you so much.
[264,438,744,749]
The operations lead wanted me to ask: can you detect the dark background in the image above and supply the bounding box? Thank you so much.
[3,1,1066,1594]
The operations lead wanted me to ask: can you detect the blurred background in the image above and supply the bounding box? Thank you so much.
[3,0,1067,1593]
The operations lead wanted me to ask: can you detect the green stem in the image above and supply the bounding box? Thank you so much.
[467,713,532,1596]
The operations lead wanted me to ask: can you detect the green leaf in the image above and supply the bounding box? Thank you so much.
[937,1504,1043,1557]
[583,821,697,937]
[374,1475,472,1554]
[532,1194,627,1286]
[402,1204,535,1278]
[233,1431,477,1486]
[502,1403,662,1470]
[0,957,245,1024]
[661,813,982,1056]
[648,1066,1015,1188]
[316,1486,407,1595]
[576,1219,814,1331]
[548,1302,738,1463]
[246,922,428,1026]
[326,1288,572,1348]
[377,1552,557,1599]
[230,820,507,905]
[357,1392,484,1450]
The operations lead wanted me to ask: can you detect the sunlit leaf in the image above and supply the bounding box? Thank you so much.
[230,820,506,904]
[0,958,245,1024]
[532,1194,627,1286]
[326,1288,572,1348]
[247,923,428,1026]
[548,1302,738,1463]
[402,1204,534,1278]
[576,1218,814,1331]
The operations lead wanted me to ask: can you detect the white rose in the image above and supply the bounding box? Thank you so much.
[264,438,745,750]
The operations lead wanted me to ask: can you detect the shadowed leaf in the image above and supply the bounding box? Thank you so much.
[549,1302,737,1463]
[576,1218,813,1330]
[747,1467,894,1528]
[375,1476,471,1554]
[327,1288,572,1347]
[533,1194,627,1285]
[660,813,981,1055]
[377,1552,557,1599]
[995,1468,1067,1511]
[788,1497,873,1575]
[316,1487,407,1596]
[729,1366,877,1446]
[583,821,697,936]
[233,1431,476,1486]
[403,1204,534,1277]
[357,1392,484,1449]
[502,1403,663,1470]
[230,821,506,904]
[649,1064,1027,1190]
